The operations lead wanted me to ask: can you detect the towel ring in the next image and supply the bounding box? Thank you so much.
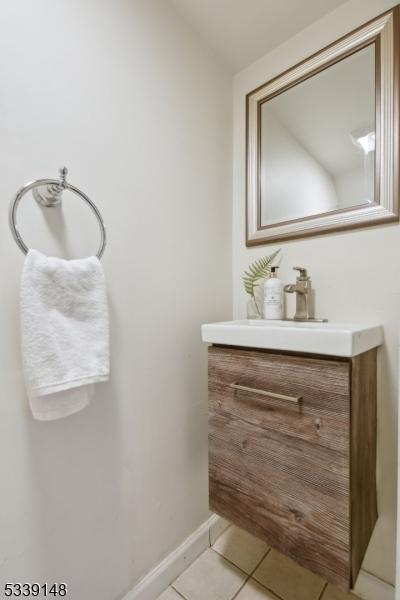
[9,167,107,259]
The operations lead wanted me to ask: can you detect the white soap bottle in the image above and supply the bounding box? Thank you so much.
[263,266,284,320]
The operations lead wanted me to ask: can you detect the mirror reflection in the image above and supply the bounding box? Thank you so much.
[260,44,375,227]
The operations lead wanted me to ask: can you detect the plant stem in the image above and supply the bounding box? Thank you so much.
[252,294,261,316]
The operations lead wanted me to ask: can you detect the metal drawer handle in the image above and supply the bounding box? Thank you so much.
[230,382,301,404]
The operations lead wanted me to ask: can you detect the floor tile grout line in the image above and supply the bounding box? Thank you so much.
[185,544,273,600]
[171,584,188,599]
[248,549,290,600]
[211,547,255,578]
[172,545,252,600]
[230,573,251,600]
[250,547,271,577]
[248,577,287,600]
[317,581,329,600]
[230,547,272,600]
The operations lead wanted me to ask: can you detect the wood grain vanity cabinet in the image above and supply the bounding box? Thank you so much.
[208,345,377,590]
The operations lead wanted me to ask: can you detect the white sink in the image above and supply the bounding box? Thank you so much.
[201,320,383,357]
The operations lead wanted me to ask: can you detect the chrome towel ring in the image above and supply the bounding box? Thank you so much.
[9,167,107,259]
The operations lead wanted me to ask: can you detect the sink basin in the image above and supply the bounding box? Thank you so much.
[201,320,383,357]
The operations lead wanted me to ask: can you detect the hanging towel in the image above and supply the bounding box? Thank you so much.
[20,249,109,421]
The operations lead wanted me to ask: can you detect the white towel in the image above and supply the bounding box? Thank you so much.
[20,249,109,421]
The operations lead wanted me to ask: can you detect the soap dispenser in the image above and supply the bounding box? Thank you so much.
[263,266,284,320]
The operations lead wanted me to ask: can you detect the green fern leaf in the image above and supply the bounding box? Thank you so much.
[242,249,281,297]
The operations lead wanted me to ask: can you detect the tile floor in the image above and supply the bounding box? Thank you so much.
[157,524,361,600]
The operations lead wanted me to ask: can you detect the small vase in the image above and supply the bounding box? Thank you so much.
[246,297,262,319]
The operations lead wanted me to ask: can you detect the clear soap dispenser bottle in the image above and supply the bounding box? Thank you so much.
[263,266,284,320]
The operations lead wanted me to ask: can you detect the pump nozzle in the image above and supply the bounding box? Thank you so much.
[271,266,279,277]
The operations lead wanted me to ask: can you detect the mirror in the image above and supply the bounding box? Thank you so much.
[260,45,375,226]
[246,8,399,245]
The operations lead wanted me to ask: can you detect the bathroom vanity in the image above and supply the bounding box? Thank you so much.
[202,320,383,590]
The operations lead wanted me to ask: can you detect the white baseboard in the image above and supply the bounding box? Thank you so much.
[122,514,395,600]
[354,568,395,600]
[121,514,220,600]
[209,514,230,546]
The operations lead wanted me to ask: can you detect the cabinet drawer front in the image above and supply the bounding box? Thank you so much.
[209,346,350,453]
[208,346,351,588]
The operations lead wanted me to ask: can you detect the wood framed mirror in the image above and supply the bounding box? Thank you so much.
[246,7,399,246]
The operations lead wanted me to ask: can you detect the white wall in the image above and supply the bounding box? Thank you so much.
[0,1,232,599]
[233,0,399,586]
[261,108,337,224]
